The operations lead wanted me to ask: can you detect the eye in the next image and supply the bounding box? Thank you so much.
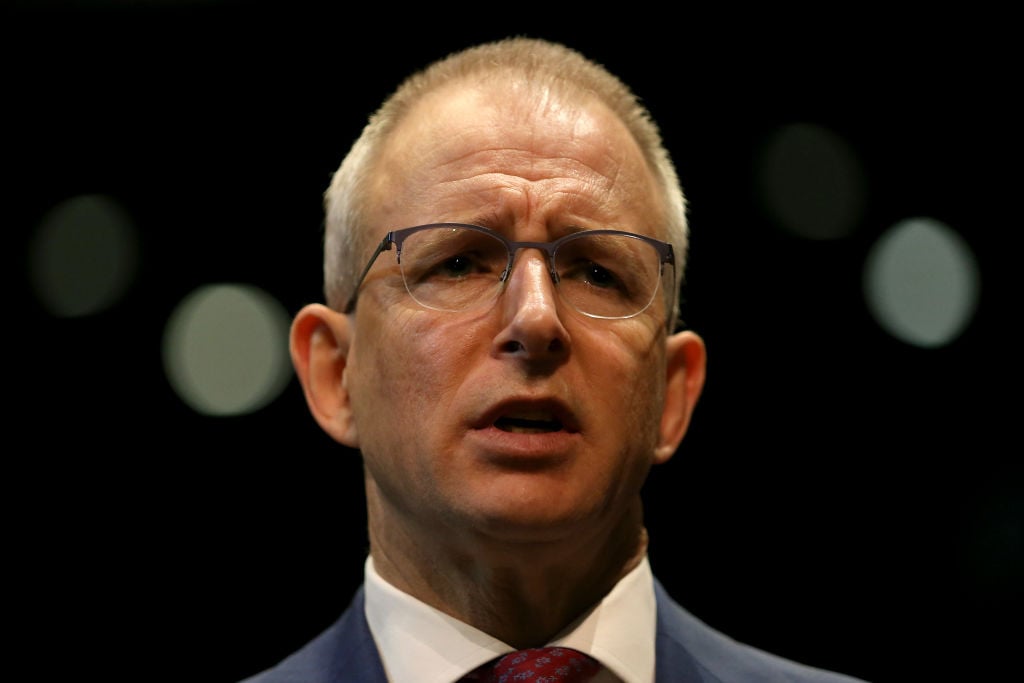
[579,261,620,289]
[423,250,500,281]
[401,226,509,288]
[560,258,628,293]
[436,253,478,278]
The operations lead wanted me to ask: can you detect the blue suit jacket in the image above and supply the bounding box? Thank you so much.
[240,579,866,682]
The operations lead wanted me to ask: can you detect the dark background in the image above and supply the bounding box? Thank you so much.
[8,3,1019,682]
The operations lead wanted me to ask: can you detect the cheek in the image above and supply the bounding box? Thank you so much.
[584,323,666,446]
[349,312,491,514]
[349,311,479,439]
[572,338,664,512]
[614,362,664,443]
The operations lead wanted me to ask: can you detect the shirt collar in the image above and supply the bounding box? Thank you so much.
[364,554,656,683]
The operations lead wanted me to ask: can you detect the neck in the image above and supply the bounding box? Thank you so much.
[367,491,648,648]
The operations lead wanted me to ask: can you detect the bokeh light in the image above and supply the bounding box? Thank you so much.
[863,217,980,348]
[755,122,867,240]
[28,193,140,318]
[162,283,293,416]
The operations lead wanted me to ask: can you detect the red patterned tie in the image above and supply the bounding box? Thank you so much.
[461,646,601,682]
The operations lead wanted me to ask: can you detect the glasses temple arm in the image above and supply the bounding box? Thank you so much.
[343,235,394,314]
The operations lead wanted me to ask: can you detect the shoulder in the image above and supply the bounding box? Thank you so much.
[237,586,386,683]
[653,579,869,683]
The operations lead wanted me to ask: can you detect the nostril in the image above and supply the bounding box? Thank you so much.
[498,338,565,357]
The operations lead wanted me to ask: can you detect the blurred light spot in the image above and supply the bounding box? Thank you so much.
[163,284,293,416]
[756,122,867,240]
[863,217,980,348]
[29,193,140,317]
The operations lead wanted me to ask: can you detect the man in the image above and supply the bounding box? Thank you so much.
[243,37,867,682]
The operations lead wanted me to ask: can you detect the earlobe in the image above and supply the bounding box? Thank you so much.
[654,330,707,464]
[290,303,360,448]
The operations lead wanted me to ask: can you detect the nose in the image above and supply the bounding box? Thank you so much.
[493,249,570,359]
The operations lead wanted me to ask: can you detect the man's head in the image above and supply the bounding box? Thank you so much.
[290,37,705,565]
[322,37,690,330]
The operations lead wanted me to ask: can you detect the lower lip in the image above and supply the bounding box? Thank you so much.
[466,425,580,461]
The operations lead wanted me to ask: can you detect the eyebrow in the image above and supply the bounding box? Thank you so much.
[440,218,612,241]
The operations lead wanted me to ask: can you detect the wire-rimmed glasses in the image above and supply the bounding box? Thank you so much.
[343,223,675,324]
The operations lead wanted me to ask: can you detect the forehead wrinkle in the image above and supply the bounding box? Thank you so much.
[381,82,657,231]
[437,139,613,179]
[431,169,624,231]
[429,87,624,180]
[433,137,629,205]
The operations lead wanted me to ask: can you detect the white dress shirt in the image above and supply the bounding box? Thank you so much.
[364,554,657,683]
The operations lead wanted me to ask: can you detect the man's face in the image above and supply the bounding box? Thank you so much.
[343,82,680,551]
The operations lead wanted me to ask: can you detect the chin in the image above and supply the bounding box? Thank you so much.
[461,490,602,545]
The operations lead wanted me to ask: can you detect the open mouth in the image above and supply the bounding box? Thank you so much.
[494,416,563,433]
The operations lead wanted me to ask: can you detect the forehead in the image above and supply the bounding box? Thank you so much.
[371,78,663,233]
[387,78,645,175]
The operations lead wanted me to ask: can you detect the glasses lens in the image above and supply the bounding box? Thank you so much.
[398,226,508,312]
[554,232,664,318]
[395,226,667,319]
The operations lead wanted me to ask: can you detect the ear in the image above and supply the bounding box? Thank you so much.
[289,303,359,448]
[654,330,706,464]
